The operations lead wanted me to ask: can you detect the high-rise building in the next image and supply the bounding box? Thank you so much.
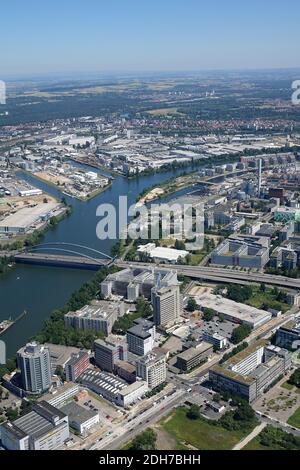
[151,285,182,327]
[136,350,167,389]
[17,342,51,394]
[94,337,128,372]
[126,318,155,356]
[65,351,90,382]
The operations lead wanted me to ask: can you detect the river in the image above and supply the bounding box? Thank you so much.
[0,165,196,357]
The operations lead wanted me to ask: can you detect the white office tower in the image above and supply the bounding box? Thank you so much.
[17,342,51,394]
[101,280,112,298]
[258,158,262,197]
[151,285,182,327]
[136,351,167,389]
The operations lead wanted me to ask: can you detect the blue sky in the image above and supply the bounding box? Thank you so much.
[1,0,300,76]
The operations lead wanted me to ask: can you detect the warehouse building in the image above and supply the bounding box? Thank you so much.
[61,402,99,436]
[195,293,272,329]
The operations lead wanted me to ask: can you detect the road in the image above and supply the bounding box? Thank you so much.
[115,261,300,290]
[233,423,267,450]
[89,389,186,451]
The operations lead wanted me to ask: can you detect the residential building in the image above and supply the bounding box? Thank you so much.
[17,342,51,394]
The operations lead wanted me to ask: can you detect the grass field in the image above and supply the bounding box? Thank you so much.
[243,437,278,451]
[160,407,253,450]
[287,407,300,429]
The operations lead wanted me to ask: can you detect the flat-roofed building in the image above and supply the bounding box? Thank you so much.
[136,350,167,389]
[127,318,156,356]
[61,402,99,435]
[65,351,90,382]
[151,285,182,327]
[209,341,292,402]
[78,369,147,407]
[114,360,136,383]
[94,336,128,372]
[17,342,51,394]
[0,401,69,450]
[275,320,300,350]
[195,293,272,329]
[64,300,125,336]
[100,267,179,300]
[176,342,213,371]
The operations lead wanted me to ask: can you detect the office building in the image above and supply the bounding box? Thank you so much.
[0,401,69,450]
[64,300,125,336]
[17,342,51,394]
[100,267,179,300]
[114,360,136,383]
[209,341,291,402]
[176,342,213,372]
[65,351,90,382]
[275,320,300,350]
[94,336,128,372]
[151,285,182,327]
[203,331,228,350]
[127,318,156,356]
[136,350,167,389]
[61,402,99,436]
[211,236,269,269]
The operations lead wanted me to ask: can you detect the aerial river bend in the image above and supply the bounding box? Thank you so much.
[0,164,195,356]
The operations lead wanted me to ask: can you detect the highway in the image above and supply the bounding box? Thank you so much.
[115,261,300,289]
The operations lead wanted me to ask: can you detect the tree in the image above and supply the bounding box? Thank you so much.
[187,297,198,312]
[226,285,252,303]
[231,324,252,345]
[288,368,300,388]
[186,404,200,420]
[203,308,215,322]
[174,239,186,250]
[128,429,157,450]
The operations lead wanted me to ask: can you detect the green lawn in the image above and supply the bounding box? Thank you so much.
[281,381,294,391]
[287,407,300,429]
[245,288,289,313]
[160,407,253,450]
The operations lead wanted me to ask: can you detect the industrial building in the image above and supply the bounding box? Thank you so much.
[126,318,156,356]
[0,201,58,234]
[0,401,69,450]
[78,369,148,407]
[17,342,52,394]
[209,341,291,402]
[195,293,272,329]
[137,243,189,264]
[64,300,126,336]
